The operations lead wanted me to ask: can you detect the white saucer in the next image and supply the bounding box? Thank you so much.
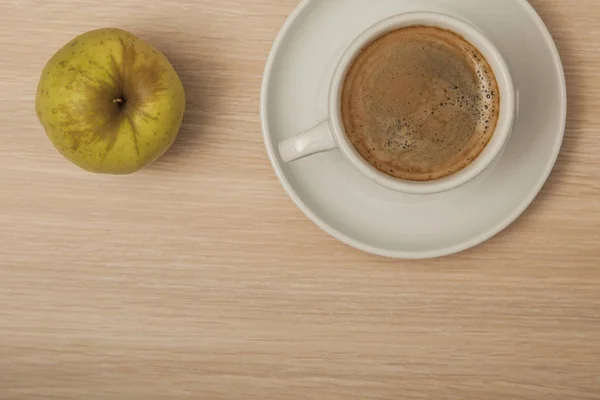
[261,0,566,259]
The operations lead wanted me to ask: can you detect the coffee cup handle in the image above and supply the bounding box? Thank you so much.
[278,121,338,163]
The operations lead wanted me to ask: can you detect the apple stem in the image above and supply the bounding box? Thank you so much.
[113,98,125,105]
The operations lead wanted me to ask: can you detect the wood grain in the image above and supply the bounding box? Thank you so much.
[1,0,599,399]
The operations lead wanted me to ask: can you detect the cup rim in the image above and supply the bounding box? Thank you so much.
[329,11,516,195]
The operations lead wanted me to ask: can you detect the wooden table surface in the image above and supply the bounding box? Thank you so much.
[1,0,599,399]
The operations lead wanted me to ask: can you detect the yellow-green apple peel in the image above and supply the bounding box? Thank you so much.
[35,28,186,174]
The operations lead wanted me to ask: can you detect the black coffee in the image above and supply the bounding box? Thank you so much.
[341,26,500,181]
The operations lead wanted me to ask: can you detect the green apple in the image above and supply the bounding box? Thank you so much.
[35,28,186,174]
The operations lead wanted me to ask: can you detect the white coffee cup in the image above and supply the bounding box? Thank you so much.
[278,11,516,195]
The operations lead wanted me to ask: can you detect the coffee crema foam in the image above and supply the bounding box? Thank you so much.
[341,26,500,181]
